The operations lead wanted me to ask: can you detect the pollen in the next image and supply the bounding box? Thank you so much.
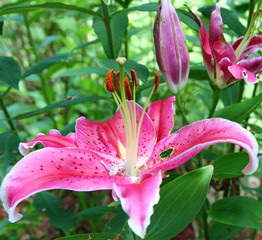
[105,69,115,92]
[153,71,160,92]
[124,77,133,100]
[130,69,138,91]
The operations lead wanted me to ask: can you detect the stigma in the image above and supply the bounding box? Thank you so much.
[105,58,159,177]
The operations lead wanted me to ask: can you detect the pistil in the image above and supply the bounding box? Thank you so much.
[105,58,160,177]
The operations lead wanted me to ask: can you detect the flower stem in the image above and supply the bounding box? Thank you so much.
[101,1,115,59]
[208,87,221,118]
[237,81,245,103]
[0,96,17,135]
[176,93,189,125]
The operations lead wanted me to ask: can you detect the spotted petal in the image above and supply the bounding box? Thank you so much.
[113,171,162,239]
[147,96,175,143]
[144,118,258,175]
[19,130,77,156]
[0,147,133,223]
[76,101,156,167]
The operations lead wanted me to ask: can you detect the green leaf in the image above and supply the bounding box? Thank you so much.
[188,66,209,80]
[103,0,110,4]
[208,196,262,229]
[0,56,21,89]
[198,5,246,36]
[54,67,108,78]
[99,59,149,81]
[145,165,214,240]
[56,233,117,240]
[209,222,243,240]
[22,53,72,78]
[104,210,127,234]
[112,2,158,17]
[12,96,111,120]
[214,92,262,122]
[93,9,128,58]
[242,186,262,198]
[213,152,249,179]
[72,206,119,223]
[177,9,200,32]
[33,192,71,233]
[0,3,102,19]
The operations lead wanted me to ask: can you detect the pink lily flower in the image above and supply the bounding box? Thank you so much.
[189,3,262,89]
[0,59,259,238]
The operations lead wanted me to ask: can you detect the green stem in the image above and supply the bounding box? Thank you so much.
[237,81,245,103]
[197,153,209,240]
[176,93,189,125]
[202,200,210,240]
[208,87,221,118]
[101,1,115,59]
[0,97,17,135]
[248,0,256,26]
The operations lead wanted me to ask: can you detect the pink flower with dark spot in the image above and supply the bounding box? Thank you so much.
[189,3,262,89]
[0,59,259,238]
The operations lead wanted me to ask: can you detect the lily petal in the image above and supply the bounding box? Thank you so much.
[76,102,156,167]
[19,130,77,156]
[238,56,262,73]
[145,118,258,175]
[0,147,132,223]
[113,171,162,239]
[147,96,175,143]
[209,4,237,64]
[188,7,214,79]
[228,64,259,84]
[232,36,262,59]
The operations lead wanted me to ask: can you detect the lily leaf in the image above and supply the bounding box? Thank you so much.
[56,233,117,240]
[213,152,249,179]
[214,92,262,122]
[93,9,128,59]
[12,96,111,120]
[0,56,21,89]
[0,2,102,19]
[208,196,262,229]
[22,53,72,78]
[145,165,213,240]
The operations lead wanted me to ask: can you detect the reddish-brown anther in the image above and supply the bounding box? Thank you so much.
[153,71,160,92]
[124,77,133,100]
[105,69,115,92]
[130,69,138,91]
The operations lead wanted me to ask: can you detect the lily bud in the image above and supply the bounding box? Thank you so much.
[154,0,189,93]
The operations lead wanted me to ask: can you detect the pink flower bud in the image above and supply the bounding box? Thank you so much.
[154,0,189,93]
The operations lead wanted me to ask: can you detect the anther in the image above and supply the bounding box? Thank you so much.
[153,71,160,92]
[116,71,121,91]
[105,69,115,92]
[130,69,138,91]
[124,77,133,100]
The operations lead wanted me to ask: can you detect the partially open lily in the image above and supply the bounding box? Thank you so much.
[0,58,259,238]
[189,3,262,88]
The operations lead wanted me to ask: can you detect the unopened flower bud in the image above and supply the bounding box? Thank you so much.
[154,0,189,93]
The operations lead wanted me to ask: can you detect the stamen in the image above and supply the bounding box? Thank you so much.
[124,77,133,100]
[130,69,138,91]
[116,71,121,91]
[153,71,160,92]
[105,69,115,93]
